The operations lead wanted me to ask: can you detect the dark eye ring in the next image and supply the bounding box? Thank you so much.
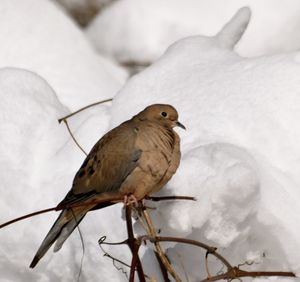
[161,111,168,117]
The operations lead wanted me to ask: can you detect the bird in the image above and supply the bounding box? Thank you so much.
[29,103,185,268]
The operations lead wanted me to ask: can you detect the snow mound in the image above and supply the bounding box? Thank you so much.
[86,0,300,64]
[0,67,127,281]
[110,7,300,280]
[1,3,300,281]
[0,67,67,281]
[0,0,126,110]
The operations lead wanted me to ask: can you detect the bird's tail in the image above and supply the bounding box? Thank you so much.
[29,209,86,268]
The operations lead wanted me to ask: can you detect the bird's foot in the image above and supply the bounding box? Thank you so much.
[123,194,139,207]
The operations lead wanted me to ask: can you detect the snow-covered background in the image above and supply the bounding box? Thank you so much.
[0,0,300,281]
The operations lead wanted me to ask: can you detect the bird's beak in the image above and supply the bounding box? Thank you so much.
[176,121,186,130]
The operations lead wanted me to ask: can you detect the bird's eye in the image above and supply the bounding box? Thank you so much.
[161,111,168,117]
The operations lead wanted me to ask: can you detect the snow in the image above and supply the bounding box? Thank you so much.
[0,0,127,110]
[86,0,300,64]
[1,2,300,282]
[0,67,127,282]
[110,7,300,281]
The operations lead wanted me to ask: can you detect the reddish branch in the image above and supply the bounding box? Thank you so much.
[140,235,295,281]
[146,195,196,201]
[0,195,194,229]
[125,206,145,282]
[0,196,123,229]
[199,267,295,282]
[1,196,297,281]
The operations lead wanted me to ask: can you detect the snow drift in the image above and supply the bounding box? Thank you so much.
[1,3,300,282]
[111,7,300,281]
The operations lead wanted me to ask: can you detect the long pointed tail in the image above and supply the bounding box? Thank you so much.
[29,209,86,268]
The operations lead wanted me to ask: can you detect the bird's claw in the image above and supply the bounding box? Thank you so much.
[123,194,139,207]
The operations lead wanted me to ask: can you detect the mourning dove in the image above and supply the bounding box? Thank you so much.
[30,104,185,268]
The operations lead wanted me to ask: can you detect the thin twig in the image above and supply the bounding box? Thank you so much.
[0,207,57,229]
[70,209,85,282]
[98,236,130,279]
[139,236,295,281]
[154,251,171,282]
[98,236,154,280]
[58,98,113,156]
[146,196,196,202]
[205,252,211,280]
[58,98,113,123]
[62,119,87,156]
[199,267,296,282]
[142,208,182,282]
[0,196,123,229]
[98,236,128,246]
[126,205,145,282]
[148,236,231,270]
[0,195,195,230]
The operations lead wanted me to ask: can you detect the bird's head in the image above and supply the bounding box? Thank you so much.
[136,104,186,130]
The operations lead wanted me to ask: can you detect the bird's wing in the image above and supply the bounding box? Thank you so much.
[57,122,141,207]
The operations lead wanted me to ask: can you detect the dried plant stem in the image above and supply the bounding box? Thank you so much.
[126,206,145,282]
[146,196,196,201]
[0,196,123,229]
[205,252,211,279]
[150,236,231,270]
[58,98,113,123]
[154,251,171,282]
[62,119,87,155]
[142,208,182,282]
[140,236,295,282]
[0,207,57,229]
[199,267,296,282]
[0,195,193,230]
[58,98,113,155]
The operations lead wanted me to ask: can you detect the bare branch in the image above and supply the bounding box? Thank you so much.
[126,205,146,282]
[98,236,130,279]
[62,119,87,156]
[142,236,231,270]
[146,196,196,201]
[58,98,113,123]
[142,208,182,282]
[0,196,124,229]
[0,207,57,229]
[57,98,113,155]
[199,267,296,282]
[0,195,195,230]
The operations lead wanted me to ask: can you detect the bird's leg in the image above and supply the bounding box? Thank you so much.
[123,194,139,207]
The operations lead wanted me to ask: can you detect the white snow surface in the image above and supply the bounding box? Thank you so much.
[110,7,300,281]
[0,0,127,110]
[1,3,300,282]
[0,68,127,282]
[86,0,300,63]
